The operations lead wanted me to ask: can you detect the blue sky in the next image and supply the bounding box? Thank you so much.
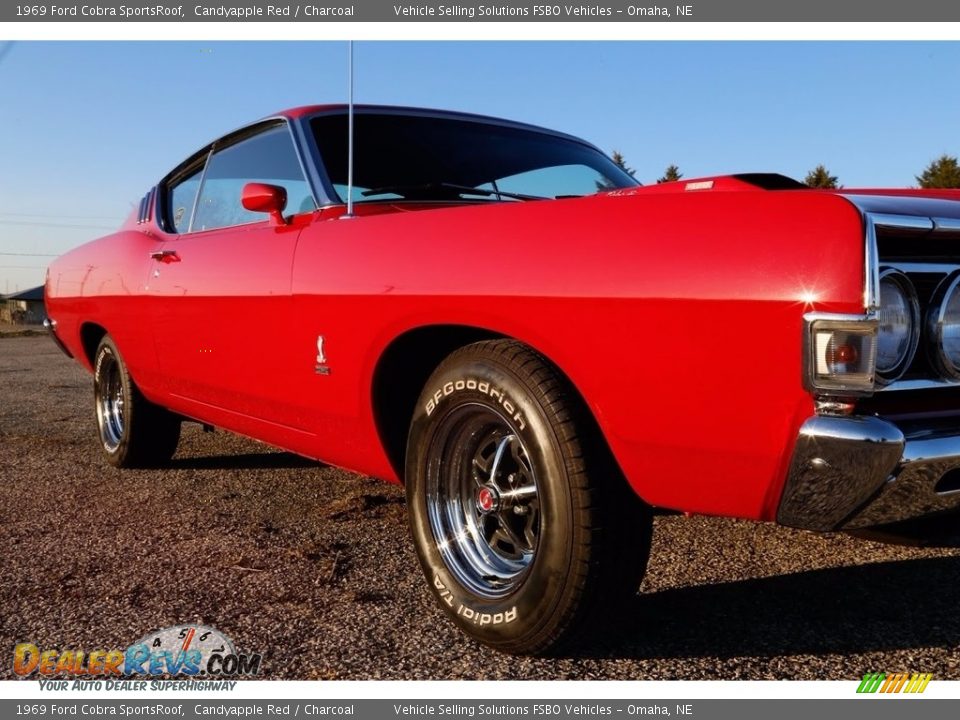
[1,40,959,293]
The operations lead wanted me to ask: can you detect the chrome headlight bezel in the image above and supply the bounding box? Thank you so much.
[874,268,920,384]
[927,271,960,380]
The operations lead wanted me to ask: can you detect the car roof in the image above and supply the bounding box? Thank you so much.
[160,104,602,189]
[275,104,596,149]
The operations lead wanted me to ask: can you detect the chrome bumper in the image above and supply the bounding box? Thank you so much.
[43,318,73,359]
[777,415,960,531]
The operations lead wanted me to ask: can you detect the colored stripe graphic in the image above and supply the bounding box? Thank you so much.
[910,674,933,693]
[857,672,931,693]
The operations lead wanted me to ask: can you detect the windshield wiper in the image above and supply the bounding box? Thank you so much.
[360,182,545,202]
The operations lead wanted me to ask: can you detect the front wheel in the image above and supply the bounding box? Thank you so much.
[405,340,652,655]
[93,335,181,468]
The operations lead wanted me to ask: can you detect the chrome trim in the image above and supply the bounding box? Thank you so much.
[925,271,960,380]
[878,378,960,392]
[870,213,935,232]
[43,317,72,359]
[934,217,960,234]
[149,249,178,262]
[845,427,960,528]
[875,268,921,384]
[863,214,881,311]
[186,148,212,235]
[779,413,960,531]
[283,119,320,212]
[859,212,960,310]
[803,311,879,325]
[777,415,904,531]
[815,399,856,416]
[145,187,155,224]
[888,262,960,275]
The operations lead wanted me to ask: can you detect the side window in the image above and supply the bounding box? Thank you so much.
[166,166,203,234]
[192,124,315,232]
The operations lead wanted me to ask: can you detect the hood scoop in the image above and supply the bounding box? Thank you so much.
[729,173,808,190]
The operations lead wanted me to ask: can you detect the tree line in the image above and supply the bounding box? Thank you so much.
[610,152,960,189]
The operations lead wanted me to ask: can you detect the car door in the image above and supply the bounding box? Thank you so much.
[148,121,317,431]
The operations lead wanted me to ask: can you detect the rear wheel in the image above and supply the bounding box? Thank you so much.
[93,335,181,468]
[405,340,652,654]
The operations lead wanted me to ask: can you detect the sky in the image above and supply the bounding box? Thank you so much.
[1,40,959,293]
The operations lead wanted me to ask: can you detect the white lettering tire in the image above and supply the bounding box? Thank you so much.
[405,340,652,654]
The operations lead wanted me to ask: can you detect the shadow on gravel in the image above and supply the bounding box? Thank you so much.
[579,556,960,660]
[169,452,323,470]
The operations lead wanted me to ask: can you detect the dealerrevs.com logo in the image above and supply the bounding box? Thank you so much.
[13,625,261,679]
[857,673,933,694]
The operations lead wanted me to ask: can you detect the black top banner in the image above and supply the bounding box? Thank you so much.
[4,0,960,22]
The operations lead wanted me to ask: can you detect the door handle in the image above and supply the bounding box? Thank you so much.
[150,249,181,264]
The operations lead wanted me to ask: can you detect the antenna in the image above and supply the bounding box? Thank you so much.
[346,40,355,218]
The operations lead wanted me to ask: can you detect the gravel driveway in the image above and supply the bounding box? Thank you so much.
[2,335,959,680]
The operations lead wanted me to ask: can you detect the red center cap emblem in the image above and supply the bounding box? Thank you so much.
[477,486,498,514]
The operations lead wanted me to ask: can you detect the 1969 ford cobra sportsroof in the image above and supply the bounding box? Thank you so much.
[45,104,960,654]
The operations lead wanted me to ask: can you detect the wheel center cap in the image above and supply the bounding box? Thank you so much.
[476,485,500,514]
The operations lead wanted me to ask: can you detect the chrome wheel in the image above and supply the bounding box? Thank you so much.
[408,340,654,653]
[96,350,125,452]
[92,336,181,468]
[425,404,541,598]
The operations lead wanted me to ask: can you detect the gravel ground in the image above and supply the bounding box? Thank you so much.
[2,335,960,680]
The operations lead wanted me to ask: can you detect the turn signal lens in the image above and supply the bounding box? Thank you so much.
[805,314,878,395]
[826,342,858,367]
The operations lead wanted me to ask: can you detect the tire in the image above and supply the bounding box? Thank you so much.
[405,340,652,655]
[93,335,181,468]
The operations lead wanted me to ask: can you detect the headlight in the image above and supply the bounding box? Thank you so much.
[928,272,960,379]
[875,269,919,382]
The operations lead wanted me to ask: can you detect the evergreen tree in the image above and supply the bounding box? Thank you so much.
[597,150,637,190]
[916,154,960,189]
[656,165,683,184]
[804,164,840,189]
[611,151,636,178]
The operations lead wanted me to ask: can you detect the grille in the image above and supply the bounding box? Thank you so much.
[862,214,960,419]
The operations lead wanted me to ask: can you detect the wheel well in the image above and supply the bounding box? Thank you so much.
[371,325,627,494]
[372,325,502,480]
[79,322,107,367]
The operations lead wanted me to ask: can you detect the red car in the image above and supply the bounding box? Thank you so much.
[45,105,960,654]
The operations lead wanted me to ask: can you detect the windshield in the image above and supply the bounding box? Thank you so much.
[310,112,639,203]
